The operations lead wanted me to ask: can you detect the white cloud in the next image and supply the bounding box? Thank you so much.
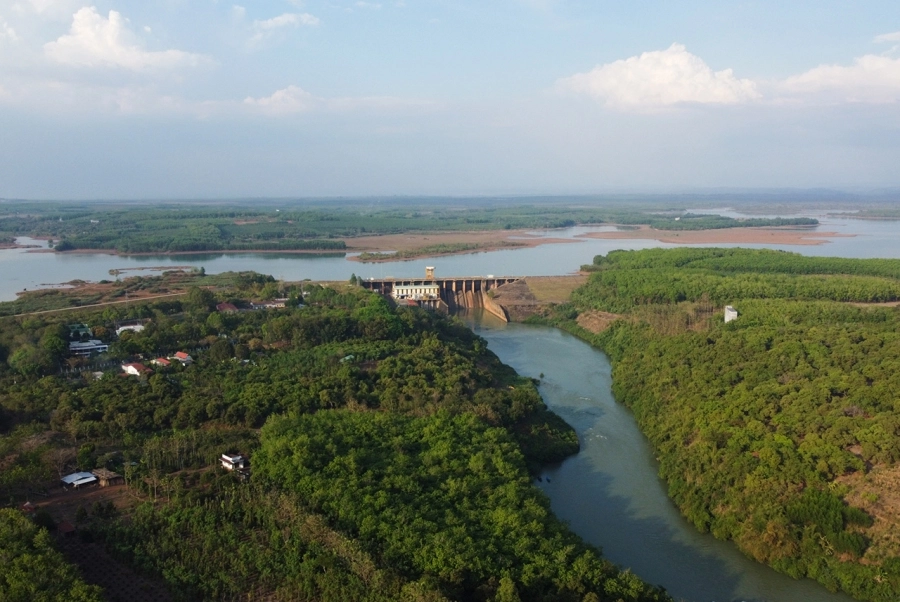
[558,43,760,110]
[874,31,900,44]
[255,13,320,29]
[780,54,900,103]
[19,0,81,19]
[327,95,439,112]
[243,86,439,115]
[244,85,318,114]
[247,11,319,46]
[0,17,18,41]
[44,7,210,70]
[28,0,65,13]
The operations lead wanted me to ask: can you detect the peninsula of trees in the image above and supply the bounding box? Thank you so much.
[543,247,900,602]
[0,199,816,254]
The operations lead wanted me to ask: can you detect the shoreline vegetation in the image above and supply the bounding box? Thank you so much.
[2,200,821,261]
[533,247,900,602]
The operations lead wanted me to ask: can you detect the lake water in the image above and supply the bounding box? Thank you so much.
[2,212,899,302]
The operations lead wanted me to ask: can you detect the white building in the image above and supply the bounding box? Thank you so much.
[724,305,738,323]
[69,340,109,356]
[392,283,440,300]
[61,471,97,489]
[221,453,246,471]
[122,363,152,376]
[116,324,145,336]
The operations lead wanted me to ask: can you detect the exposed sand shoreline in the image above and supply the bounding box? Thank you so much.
[18,225,851,262]
[578,225,851,245]
[25,230,581,259]
[345,231,580,262]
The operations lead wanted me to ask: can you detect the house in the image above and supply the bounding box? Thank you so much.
[69,340,109,356]
[724,305,739,323]
[250,298,288,310]
[220,453,246,471]
[116,324,145,336]
[122,363,152,377]
[170,351,193,365]
[61,471,97,489]
[92,468,124,487]
[68,323,92,339]
[152,357,171,367]
[216,302,239,313]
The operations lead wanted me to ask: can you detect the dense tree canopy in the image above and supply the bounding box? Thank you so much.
[0,281,663,601]
[549,248,900,601]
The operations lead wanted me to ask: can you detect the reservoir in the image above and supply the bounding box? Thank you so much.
[3,212,900,302]
[466,312,859,602]
[1,210,892,600]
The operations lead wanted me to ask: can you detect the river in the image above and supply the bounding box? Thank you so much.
[465,311,859,602]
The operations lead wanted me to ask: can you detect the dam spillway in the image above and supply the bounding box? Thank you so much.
[359,276,520,321]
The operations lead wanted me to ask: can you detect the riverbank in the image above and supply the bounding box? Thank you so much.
[31,229,582,260]
[578,224,850,245]
[27,224,843,263]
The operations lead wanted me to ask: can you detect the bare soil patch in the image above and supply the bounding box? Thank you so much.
[576,310,622,334]
[345,230,580,258]
[36,483,174,601]
[58,537,174,602]
[578,225,850,246]
[838,464,900,565]
[523,275,587,303]
[38,483,142,525]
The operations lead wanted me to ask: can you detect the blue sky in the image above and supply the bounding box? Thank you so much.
[1,0,899,198]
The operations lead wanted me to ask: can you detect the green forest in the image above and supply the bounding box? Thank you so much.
[0,279,668,601]
[0,509,102,601]
[0,199,815,254]
[543,247,900,602]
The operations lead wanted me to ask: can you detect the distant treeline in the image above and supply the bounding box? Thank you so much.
[541,248,900,602]
[612,213,818,231]
[0,202,818,254]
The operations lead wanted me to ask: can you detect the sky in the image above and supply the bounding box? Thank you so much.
[1,0,899,199]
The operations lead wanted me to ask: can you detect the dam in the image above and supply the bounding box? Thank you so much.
[359,267,519,321]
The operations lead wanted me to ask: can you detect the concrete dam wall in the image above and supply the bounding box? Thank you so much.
[360,276,518,322]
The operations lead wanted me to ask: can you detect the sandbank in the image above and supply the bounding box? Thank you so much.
[578,225,850,246]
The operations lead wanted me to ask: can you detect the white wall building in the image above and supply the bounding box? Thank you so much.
[724,305,738,323]
[392,283,440,300]
[221,453,246,471]
[69,340,109,356]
